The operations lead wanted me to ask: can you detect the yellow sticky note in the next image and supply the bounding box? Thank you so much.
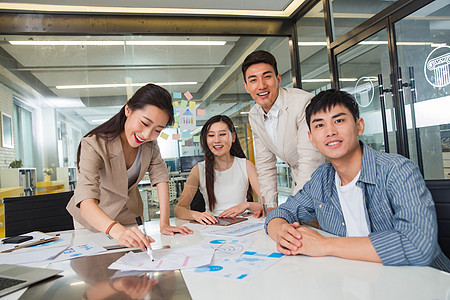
[193,136,200,143]
[160,132,169,140]
[173,123,179,129]
[180,100,187,108]
[173,101,179,107]
[189,101,196,109]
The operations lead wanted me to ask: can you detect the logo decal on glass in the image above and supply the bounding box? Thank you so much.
[424,45,450,88]
[352,77,374,108]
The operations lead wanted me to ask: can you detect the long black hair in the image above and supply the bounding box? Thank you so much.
[199,115,253,211]
[77,83,174,169]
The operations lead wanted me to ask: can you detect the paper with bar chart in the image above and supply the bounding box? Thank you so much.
[108,244,214,271]
[184,247,285,281]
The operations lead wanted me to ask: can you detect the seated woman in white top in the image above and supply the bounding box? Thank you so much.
[175,115,262,224]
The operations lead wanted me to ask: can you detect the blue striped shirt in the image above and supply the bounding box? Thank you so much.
[265,142,450,272]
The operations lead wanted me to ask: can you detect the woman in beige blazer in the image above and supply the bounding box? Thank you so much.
[67,84,192,250]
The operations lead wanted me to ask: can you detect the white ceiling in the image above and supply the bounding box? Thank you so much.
[0,0,305,17]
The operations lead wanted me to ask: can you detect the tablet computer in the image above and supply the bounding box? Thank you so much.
[190,217,247,226]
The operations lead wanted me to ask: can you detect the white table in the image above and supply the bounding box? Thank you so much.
[15,218,450,299]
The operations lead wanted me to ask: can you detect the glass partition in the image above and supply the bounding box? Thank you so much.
[330,0,397,41]
[337,30,398,153]
[394,1,450,179]
[0,33,291,217]
[297,1,331,94]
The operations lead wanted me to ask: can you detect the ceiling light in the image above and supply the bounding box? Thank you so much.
[298,42,327,46]
[91,119,109,124]
[126,41,226,46]
[9,41,124,46]
[301,78,357,83]
[0,0,306,17]
[9,40,227,46]
[56,82,197,89]
[240,111,250,114]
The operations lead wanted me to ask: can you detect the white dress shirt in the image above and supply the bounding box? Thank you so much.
[263,97,281,146]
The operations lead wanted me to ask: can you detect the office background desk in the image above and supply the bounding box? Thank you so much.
[19,219,450,300]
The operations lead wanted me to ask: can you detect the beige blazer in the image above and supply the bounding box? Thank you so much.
[249,87,324,200]
[66,134,169,232]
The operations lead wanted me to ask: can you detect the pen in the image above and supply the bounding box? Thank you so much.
[135,216,154,262]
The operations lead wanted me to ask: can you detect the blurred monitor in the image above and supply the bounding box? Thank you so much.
[180,155,204,173]
[164,158,178,172]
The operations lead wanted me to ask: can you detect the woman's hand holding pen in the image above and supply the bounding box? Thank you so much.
[193,211,217,225]
[109,223,154,251]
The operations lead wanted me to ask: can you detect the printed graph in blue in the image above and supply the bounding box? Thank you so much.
[194,265,223,273]
[243,251,284,258]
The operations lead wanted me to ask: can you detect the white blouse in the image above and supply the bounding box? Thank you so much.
[198,157,249,215]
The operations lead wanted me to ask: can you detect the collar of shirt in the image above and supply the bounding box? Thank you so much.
[325,141,377,190]
[262,96,281,121]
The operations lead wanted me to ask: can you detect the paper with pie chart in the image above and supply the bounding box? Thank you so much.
[184,238,284,281]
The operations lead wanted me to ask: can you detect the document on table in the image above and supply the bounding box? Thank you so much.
[0,233,73,265]
[184,247,284,281]
[109,244,214,271]
[200,237,256,260]
[188,218,265,237]
[52,242,107,262]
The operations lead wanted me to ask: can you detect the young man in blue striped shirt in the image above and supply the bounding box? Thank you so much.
[265,89,449,272]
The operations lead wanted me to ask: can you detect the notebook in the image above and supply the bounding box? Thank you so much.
[0,264,62,297]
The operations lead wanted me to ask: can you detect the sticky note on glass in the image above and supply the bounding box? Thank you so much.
[184,91,193,101]
[189,101,196,109]
[172,134,181,140]
[173,123,179,129]
[193,136,200,143]
[160,132,169,140]
[173,92,182,99]
[197,109,205,116]
[175,116,180,123]
[180,100,187,108]
[173,101,179,107]
[181,131,191,139]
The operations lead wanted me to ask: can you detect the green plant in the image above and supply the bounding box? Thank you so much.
[9,159,22,168]
[43,168,53,176]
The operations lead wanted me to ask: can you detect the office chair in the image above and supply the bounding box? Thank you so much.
[190,189,205,212]
[4,191,75,236]
[426,179,450,257]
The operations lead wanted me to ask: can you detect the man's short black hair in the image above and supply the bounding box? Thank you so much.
[241,50,278,82]
[305,89,360,131]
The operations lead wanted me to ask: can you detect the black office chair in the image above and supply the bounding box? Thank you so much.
[190,189,205,212]
[426,179,450,257]
[4,191,75,236]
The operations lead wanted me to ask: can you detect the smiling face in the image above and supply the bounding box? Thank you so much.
[206,121,235,157]
[308,104,364,163]
[243,63,281,113]
[122,104,169,148]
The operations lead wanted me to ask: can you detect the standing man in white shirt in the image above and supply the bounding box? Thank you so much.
[242,50,324,203]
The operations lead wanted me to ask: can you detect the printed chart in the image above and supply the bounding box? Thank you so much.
[109,244,214,271]
[186,247,284,281]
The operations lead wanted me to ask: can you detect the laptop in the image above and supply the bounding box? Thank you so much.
[0,264,62,297]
